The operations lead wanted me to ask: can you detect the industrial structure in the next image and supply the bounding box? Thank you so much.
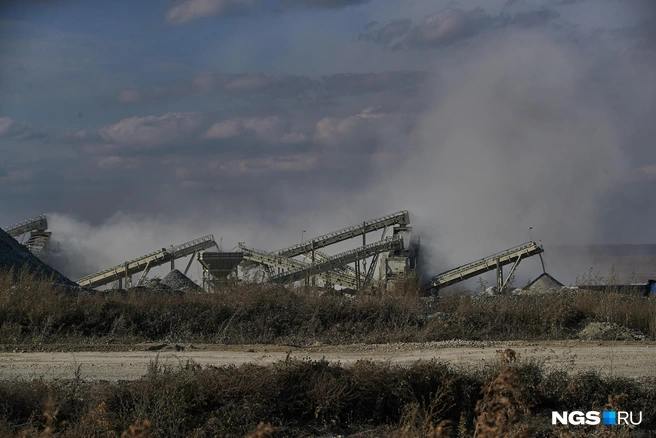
[75,235,218,289]
[197,251,244,291]
[4,211,589,294]
[236,210,418,290]
[3,214,51,258]
[428,241,545,294]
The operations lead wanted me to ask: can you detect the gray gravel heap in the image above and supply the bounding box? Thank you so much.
[521,273,564,294]
[0,227,78,288]
[142,278,173,292]
[160,269,201,292]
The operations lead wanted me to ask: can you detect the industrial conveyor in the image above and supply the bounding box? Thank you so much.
[76,235,217,288]
[3,214,51,257]
[275,210,409,258]
[271,235,404,286]
[239,243,358,289]
[429,241,544,291]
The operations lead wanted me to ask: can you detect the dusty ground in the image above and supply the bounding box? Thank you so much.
[0,340,654,382]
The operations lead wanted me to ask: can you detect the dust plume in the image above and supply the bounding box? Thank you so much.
[372,31,636,284]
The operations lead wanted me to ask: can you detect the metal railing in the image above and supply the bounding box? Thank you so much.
[76,235,216,287]
[169,235,216,256]
[275,210,409,258]
[240,243,358,288]
[430,241,544,287]
[271,235,403,284]
[4,214,48,237]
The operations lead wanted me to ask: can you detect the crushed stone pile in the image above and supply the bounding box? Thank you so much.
[0,227,78,288]
[141,278,172,292]
[160,269,201,292]
[518,273,564,294]
[578,321,649,341]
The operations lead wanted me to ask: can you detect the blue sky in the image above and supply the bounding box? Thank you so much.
[1,0,655,281]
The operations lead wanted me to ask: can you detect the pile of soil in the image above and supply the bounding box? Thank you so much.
[578,321,649,341]
[160,269,201,292]
[0,227,77,288]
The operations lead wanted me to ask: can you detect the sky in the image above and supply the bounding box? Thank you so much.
[1,0,655,284]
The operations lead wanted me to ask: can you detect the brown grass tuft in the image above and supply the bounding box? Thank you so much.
[120,420,151,438]
[246,422,274,438]
[474,367,534,438]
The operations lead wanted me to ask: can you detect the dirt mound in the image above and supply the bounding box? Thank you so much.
[0,227,77,288]
[522,273,564,294]
[160,269,201,292]
[578,321,648,341]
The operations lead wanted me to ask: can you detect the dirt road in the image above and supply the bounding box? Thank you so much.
[1,340,654,381]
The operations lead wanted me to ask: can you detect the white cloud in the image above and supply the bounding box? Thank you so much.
[314,107,389,144]
[218,153,318,175]
[203,119,242,139]
[97,112,204,148]
[165,0,256,25]
[204,116,306,143]
[0,117,45,141]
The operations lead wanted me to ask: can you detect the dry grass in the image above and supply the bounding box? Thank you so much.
[3,267,656,436]
[0,353,654,437]
[2,268,656,346]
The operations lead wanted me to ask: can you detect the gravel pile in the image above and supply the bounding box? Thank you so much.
[142,278,173,292]
[518,273,564,295]
[578,322,649,341]
[0,227,77,288]
[160,269,201,292]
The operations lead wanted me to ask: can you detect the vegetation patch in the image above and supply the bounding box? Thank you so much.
[1,269,655,346]
[0,355,655,437]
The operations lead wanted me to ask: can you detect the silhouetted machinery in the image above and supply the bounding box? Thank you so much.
[3,214,51,258]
